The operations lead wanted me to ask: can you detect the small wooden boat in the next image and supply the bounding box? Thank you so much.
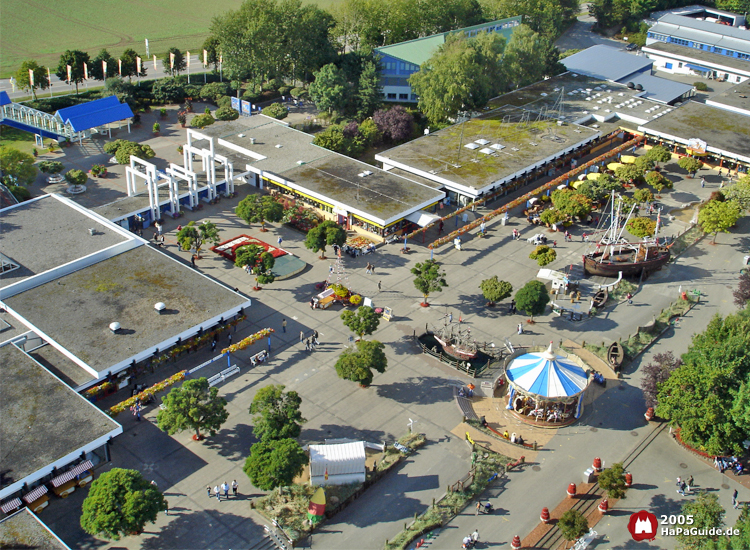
[592,289,608,309]
[607,341,624,371]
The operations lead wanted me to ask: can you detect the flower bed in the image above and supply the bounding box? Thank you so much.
[211,235,287,263]
[85,381,115,398]
[108,370,187,416]
[346,235,376,249]
[221,327,274,354]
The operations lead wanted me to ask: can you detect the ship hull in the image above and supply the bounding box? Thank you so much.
[434,334,478,360]
[583,246,670,277]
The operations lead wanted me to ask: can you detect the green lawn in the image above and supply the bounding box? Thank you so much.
[0,126,41,155]
[0,0,345,78]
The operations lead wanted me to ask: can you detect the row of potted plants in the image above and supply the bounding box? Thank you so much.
[108,370,187,416]
[221,327,275,354]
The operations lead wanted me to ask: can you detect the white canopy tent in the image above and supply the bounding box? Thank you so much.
[309,442,366,486]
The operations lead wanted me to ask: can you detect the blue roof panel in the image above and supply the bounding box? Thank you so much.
[561,45,653,82]
[0,91,11,106]
[56,97,133,132]
[56,96,120,120]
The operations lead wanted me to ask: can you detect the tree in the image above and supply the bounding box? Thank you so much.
[733,272,750,308]
[551,189,593,220]
[55,50,90,94]
[120,48,147,79]
[151,78,186,103]
[15,60,49,99]
[539,208,567,226]
[577,174,622,202]
[235,244,275,288]
[236,194,284,231]
[373,106,414,142]
[676,492,725,550]
[177,221,221,254]
[104,139,156,164]
[243,438,307,491]
[698,200,742,243]
[724,178,750,211]
[514,280,550,321]
[409,31,506,125]
[633,188,654,205]
[678,156,704,176]
[90,49,117,81]
[80,468,166,540]
[64,169,87,192]
[162,47,186,76]
[657,310,750,454]
[646,145,672,166]
[335,339,387,386]
[614,164,643,184]
[634,156,655,173]
[598,463,627,498]
[309,63,348,114]
[250,385,306,442]
[728,500,750,549]
[502,25,564,90]
[558,509,589,542]
[190,113,214,129]
[0,147,36,187]
[646,170,671,194]
[202,36,221,71]
[157,377,229,439]
[529,244,557,266]
[341,306,381,338]
[411,259,448,306]
[304,219,346,259]
[626,216,657,238]
[261,103,289,119]
[641,351,681,408]
[355,59,382,119]
[479,276,512,306]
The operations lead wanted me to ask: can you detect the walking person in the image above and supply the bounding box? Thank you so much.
[475,501,482,516]
[207,486,211,498]
[164,499,169,516]
[232,480,238,497]
[626,292,633,305]
[472,530,480,543]
[222,481,229,499]
[300,330,305,343]
[378,280,382,292]
[685,475,694,493]
[305,339,311,352]
[277,236,283,247]
[733,489,739,509]
[191,255,196,268]
[211,339,217,353]
[282,318,287,333]
[227,333,232,345]
[214,485,221,501]
[517,323,523,335]
[509,299,516,314]
[701,177,705,188]
[313,330,319,341]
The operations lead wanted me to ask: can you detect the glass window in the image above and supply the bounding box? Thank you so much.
[665,62,673,69]
[399,93,408,99]
[387,93,396,99]
[678,62,683,68]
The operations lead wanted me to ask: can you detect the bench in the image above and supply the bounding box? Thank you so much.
[208,365,240,387]
[453,386,479,421]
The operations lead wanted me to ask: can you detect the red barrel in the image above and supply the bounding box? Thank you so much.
[598,498,609,514]
[511,535,522,550]
[625,472,633,487]
[593,457,602,472]
[567,482,577,498]
[540,507,550,523]
[645,407,655,421]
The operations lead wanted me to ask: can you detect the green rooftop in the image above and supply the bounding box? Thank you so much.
[375,16,522,66]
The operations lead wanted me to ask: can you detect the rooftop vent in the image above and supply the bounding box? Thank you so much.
[490,143,505,150]
[464,143,480,150]
[479,148,494,154]
[297,160,305,165]
[275,144,282,148]
[155,302,166,314]
[627,82,635,89]
[250,137,256,144]
[109,322,121,333]
[474,139,490,145]
[88,228,96,236]
[635,84,644,91]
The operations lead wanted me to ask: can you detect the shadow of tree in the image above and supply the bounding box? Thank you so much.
[204,422,257,461]
[375,376,456,405]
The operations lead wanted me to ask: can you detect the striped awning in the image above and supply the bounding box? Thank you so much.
[1,498,22,514]
[22,485,48,504]
[51,460,93,487]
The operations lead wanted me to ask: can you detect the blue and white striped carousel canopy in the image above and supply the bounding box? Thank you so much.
[506,345,588,398]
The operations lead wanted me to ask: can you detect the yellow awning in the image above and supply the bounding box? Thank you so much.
[608,162,624,170]
[586,172,602,181]
[264,178,333,208]
[620,155,636,164]
[571,180,584,189]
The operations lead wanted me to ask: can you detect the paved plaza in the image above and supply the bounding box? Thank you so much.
[26,117,750,550]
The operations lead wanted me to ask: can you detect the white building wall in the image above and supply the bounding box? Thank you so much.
[310,472,366,487]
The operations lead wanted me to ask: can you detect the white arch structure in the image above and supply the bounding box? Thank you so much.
[184,129,241,199]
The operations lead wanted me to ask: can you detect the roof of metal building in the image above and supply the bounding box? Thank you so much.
[55,96,133,132]
[620,72,694,103]
[650,15,750,54]
[644,41,750,73]
[561,45,654,82]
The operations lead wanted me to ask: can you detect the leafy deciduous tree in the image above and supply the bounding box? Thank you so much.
[120,48,147,79]
[15,60,50,99]
[236,194,284,231]
[80,468,166,540]
[335,339,387,386]
[640,351,681,408]
[304,219,347,258]
[411,259,448,306]
[633,188,654,205]
[676,492,725,550]
[698,200,741,243]
[551,189,593,220]
[646,145,672,166]
[598,462,627,498]
[724,178,750,211]
[514,280,550,320]
[0,147,37,186]
[309,63,349,114]
[646,170,671,194]
[64,169,87,191]
[90,49,117,81]
[502,24,564,90]
[235,244,276,287]
[678,156,704,175]
[529,244,557,266]
[56,50,90,94]
[558,509,589,541]
[249,384,306,442]
[176,221,222,254]
[626,216,657,238]
[373,106,414,142]
[163,48,186,76]
[202,36,221,71]
[615,164,643,184]
[157,377,229,439]
[243,438,307,490]
[341,306,381,338]
[479,276,512,306]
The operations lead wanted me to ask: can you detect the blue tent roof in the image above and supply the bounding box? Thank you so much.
[56,96,133,132]
[506,346,588,398]
[0,91,11,106]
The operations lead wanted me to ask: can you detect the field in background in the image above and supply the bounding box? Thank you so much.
[0,0,344,78]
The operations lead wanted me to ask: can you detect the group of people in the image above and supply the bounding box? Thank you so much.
[462,529,480,548]
[715,456,744,475]
[208,480,239,501]
[511,229,520,240]
[301,330,320,352]
[501,430,525,446]
[676,475,693,496]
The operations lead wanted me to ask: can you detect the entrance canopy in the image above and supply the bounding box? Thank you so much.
[506,346,588,398]
[405,210,441,227]
[55,96,133,133]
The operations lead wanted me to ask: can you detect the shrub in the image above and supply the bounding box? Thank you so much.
[190,113,214,129]
[262,103,289,120]
[216,95,232,109]
[598,463,628,498]
[349,294,362,306]
[184,84,202,99]
[529,245,557,266]
[152,122,161,133]
[215,106,239,121]
[539,209,567,226]
[694,81,709,92]
[38,160,64,174]
[290,87,308,99]
[559,510,589,541]
[159,108,167,117]
[278,86,292,96]
[242,90,261,103]
[9,185,31,201]
[626,216,657,238]
[151,78,186,104]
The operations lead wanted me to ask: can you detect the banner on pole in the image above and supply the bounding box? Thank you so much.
[29,68,34,87]
[170,52,175,70]
[145,38,150,57]
[118,58,122,76]
[83,62,88,80]
[103,60,108,76]
[136,56,142,74]
[203,49,208,66]
[186,51,190,68]
[66,64,72,82]
[153,55,157,70]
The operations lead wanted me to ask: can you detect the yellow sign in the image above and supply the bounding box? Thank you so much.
[466,432,475,444]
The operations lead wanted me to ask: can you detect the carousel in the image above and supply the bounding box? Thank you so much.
[505,343,590,426]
